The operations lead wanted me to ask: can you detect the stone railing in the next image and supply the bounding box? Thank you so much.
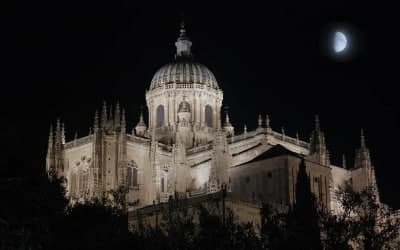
[227,130,258,144]
[187,143,213,155]
[126,134,150,145]
[176,83,194,89]
[149,82,221,94]
[270,131,309,148]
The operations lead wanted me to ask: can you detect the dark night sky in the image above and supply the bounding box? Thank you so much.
[1,2,399,208]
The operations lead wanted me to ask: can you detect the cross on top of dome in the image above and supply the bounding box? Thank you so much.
[149,21,219,90]
[175,21,193,59]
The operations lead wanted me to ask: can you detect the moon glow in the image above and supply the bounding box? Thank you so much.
[334,31,347,53]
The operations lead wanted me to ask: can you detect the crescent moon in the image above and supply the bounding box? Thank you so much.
[334,31,347,53]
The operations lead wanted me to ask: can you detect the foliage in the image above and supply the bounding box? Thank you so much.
[260,160,323,250]
[320,184,400,250]
[0,172,68,249]
[195,204,260,250]
[50,199,129,250]
[2,167,399,250]
[290,159,322,250]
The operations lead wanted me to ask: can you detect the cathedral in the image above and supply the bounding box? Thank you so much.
[46,22,379,215]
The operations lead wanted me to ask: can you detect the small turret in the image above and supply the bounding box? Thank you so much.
[121,108,126,134]
[55,118,61,151]
[114,102,121,129]
[61,123,66,145]
[109,104,113,121]
[309,115,330,166]
[342,154,347,169]
[351,129,379,198]
[266,114,270,128]
[256,114,264,133]
[101,101,107,128]
[223,112,234,137]
[258,114,263,128]
[265,114,272,133]
[135,110,147,137]
[46,125,54,173]
[354,129,371,169]
[47,125,54,155]
[93,110,99,131]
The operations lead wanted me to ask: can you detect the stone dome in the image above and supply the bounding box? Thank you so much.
[149,22,219,91]
[150,61,219,90]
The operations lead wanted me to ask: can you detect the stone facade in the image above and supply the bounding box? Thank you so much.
[46,22,380,216]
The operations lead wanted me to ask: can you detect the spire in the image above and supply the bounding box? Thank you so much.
[244,124,247,134]
[354,129,371,169]
[223,110,234,137]
[55,118,61,149]
[137,109,146,126]
[354,129,378,194]
[266,114,270,128]
[309,115,329,166]
[315,115,320,131]
[94,110,99,130]
[281,127,285,139]
[114,102,121,128]
[61,123,66,145]
[101,101,107,128]
[56,118,61,134]
[109,104,113,120]
[175,20,192,59]
[121,108,126,133]
[179,20,187,38]
[258,114,262,128]
[47,125,54,155]
[296,131,300,144]
[46,124,54,173]
[121,108,126,126]
[342,154,347,169]
[48,125,53,146]
[135,108,147,137]
[224,112,231,126]
[360,128,366,149]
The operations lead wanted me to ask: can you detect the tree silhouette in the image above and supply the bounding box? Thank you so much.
[0,171,68,249]
[290,158,322,250]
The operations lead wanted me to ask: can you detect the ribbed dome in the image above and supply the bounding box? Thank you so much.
[150,61,219,90]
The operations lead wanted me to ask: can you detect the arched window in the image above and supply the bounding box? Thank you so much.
[127,160,138,189]
[156,105,164,128]
[205,105,213,127]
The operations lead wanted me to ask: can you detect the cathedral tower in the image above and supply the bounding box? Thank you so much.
[308,115,330,166]
[351,130,379,200]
